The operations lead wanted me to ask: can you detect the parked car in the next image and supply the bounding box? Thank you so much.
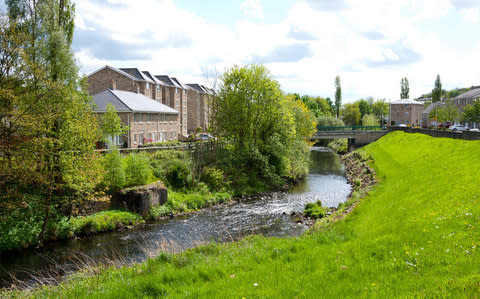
[469,128,480,132]
[196,133,214,140]
[398,124,407,127]
[449,125,468,132]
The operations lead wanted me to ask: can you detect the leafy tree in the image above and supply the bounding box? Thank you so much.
[400,77,410,99]
[317,115,345,127]
[371,99,389,124]
[103,149,126,191]
[335,76,342,118]
[100,103,128,147]
[361,114,379,126]
[462,101,480,126]
[211,65,315,189]
[342,103,361,126]
[2,0,101,243]
[437,98,459,124]
[432,74,442,103]
[358,99,371,118]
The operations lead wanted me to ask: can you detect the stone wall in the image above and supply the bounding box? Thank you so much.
[111,181,168,216]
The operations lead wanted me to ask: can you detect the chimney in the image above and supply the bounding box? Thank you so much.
[111,79,116,90]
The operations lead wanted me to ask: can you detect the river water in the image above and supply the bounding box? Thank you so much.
[0,147,350,288]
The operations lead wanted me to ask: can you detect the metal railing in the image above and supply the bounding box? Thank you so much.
[316,126,387,131]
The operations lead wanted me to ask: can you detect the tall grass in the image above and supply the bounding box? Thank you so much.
[4,131,480,298]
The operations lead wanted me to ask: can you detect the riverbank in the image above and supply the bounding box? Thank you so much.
[5,131,480,297]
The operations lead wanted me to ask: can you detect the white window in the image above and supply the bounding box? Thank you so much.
[183,89,186,95]
[175,88,178,94]
[146,83,150,90]
[139,133,144,145]
[156,85,160,90]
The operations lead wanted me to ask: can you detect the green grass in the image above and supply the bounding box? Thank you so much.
[5,131,480,298]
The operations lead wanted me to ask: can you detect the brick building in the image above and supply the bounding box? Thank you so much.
[389,99,424,126]
[186,83,211,133]
[92,89,179,148]
[154,75,188,136]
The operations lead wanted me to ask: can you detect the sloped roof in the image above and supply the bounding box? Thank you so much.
[120,68,154,83]
[155,75,183,88]
[171,77,189,90]
[142,71,166,86]
[186,83,205,93]
[88,65,139,81]
[390,99,423,105]
[453,88,480,101]
[422,102,444,115]
[92,89,178,114]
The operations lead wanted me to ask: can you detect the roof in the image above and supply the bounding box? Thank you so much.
[155,75,183,89]
[171,77,189,89]
[390,99,423,105]
[88,65,139,82]
[119,68,155,83]
[453,88,480,101]
[422,102,444,115]
[142,71,167,86]
[187,83,206,93]
[92,89,179,114]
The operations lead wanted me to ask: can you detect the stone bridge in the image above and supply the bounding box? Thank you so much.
[312,126,388,151]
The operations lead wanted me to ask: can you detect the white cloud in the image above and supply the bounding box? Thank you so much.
[460,8,479,23]
[72,0,480,101]
[240,0,264,19]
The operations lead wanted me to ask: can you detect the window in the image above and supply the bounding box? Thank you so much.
[175,88,178,94]
[139,133,144,145]
[169,132,173,140]
[146,83,150,90]
[146,114,150,122]
[156,85,160,90]
[183,89,186,95]
[134,134,137,142]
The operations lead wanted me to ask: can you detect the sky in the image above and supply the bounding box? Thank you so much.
[1,0,480,102]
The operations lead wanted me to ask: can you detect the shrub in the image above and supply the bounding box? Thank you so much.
[304,201,327,219]
[125,153,153,187]
[200,166,225,192]
[103,149,126,191]
[164,160,192,190]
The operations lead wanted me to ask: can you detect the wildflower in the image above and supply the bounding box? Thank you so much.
[253,283,258,287]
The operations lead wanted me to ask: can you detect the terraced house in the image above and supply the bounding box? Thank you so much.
[88,65,212,140]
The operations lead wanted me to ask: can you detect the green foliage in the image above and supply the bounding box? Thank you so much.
[200,167,225,192]
[400,77,410,99]
[164,160,193,190]
[357,99,371,118]
[335,75,342,118]
[304,201,327,219]
[317,115,345,127]
[124,153,153,187]
[211,65,315,191]
[103,149,126,191]
[462,101,480,124]
[342,103,361,126]
[361,113,379,126]
[287,93,334,118]
[100,104,127,147]
[437,98,459,123]
[67,210,142,236]
[432,74,442,103]
[328,138,348,154]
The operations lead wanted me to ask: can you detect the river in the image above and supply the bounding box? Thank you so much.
[0,147,350,288]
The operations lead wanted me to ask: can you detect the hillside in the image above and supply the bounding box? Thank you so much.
[7,132,480,298]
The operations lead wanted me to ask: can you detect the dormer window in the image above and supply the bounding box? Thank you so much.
[146,83,150,90]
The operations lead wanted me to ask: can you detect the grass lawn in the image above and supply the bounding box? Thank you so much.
[6,131,480,298]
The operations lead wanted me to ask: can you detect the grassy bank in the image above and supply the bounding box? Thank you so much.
[5,131,480,297]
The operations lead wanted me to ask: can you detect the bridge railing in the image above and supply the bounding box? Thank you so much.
[316,126,387,131]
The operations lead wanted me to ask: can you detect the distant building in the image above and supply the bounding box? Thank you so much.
[422,102,444,128]
[186,83,212,133]
[92,89,179,148]
[389,99,424,126]
[453,87,480,112]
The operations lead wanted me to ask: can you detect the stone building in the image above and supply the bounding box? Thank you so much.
[453,87,480,111]
[186,83,211,133]
[92,89,179,148]
[389,99,424,126]
[154,75,188,137]
[422,102,444,128]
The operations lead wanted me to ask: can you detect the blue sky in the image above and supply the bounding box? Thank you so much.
[2,0,480,101]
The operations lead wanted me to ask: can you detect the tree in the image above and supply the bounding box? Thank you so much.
[400,77,410,99]
[342,103,361,126]
[317,115,345,127]
[462,101,480,127]
[437,98,459,124]
[371,99,389,124]
[361,114,379,126]
[211,65,315,188]
[335,76,342,118]
[432,74,442,103]
[2,0,101,243]
[100,103,128,147]
[358,99,371,118]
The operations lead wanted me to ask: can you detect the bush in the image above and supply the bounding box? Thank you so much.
[304,201,327,219]
[200,166,225,192]
[125,153,153,187]
[164,160,192,190]
[103,149,126,191]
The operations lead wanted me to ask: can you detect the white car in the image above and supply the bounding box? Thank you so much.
[449,125,468,132]
[469,128,480,132]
